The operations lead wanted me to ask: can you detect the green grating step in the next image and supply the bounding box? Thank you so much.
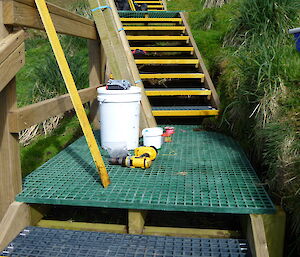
[1,227,251,257]
[118,11,180,18]
[152,106,219,116]
[145,88,211,96]
[16,125,275,214]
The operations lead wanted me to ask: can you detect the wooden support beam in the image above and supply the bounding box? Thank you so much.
[0,202,30,251]
[3,0,97,39]
[0,2,22,221]
[0,30,24,64]
[88,39,104,130]
[262,208,285,257]
[247,214,269,257]
[0,43,25,93]
[180,12,220,109]
[36,220,127,234]
[143,226,240,238]
[128,209,147,234]
[9,86,98,133]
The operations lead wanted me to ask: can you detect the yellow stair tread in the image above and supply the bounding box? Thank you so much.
[124,26,185,31]
[146,5,164,8]
[130,46,193,51]
[135,59,199,64]
[135,1,163,3]
[121,18,182,22]
[145,88,211,96]
[127,35,189,40]
[152,106,219,116]
[140,73,204,79]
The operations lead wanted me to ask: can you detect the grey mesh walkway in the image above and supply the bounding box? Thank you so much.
[1,227,251,257]
[16,126,275,214]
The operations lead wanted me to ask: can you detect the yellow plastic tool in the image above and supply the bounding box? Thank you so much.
[35,0,110,187]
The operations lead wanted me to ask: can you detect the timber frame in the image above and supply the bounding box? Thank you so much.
[0,1,285,257]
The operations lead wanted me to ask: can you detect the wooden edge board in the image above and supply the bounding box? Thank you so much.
[143,226,240,238]
[0,30,24,64]
[0,43,25,93]
[36,220,127,234]
[16,0,94,26]
[4,1,97,40]
[9,86,98,133]
[180,12,220,109]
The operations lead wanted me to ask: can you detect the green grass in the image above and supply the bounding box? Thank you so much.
[167,0,202,11]
[21,114,83,177]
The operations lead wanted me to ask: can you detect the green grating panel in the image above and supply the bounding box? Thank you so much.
[119,11,180,18]
[16,126,275,214]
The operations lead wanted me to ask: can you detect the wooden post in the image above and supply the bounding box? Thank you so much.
[0,1,22,221]
[128,209,147,234]
[88,39,105,129]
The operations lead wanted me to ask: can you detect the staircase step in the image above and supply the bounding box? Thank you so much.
[127,35,189,41]
[146,5,164,8]
[136,59,199,65]
[135,1,163,3]
[1,227,251,257]
[140,73,204,80]
[131,46,193,52]
[152,106,219,116]
[146,88,211,96]
[121,17,182,22]
[124,26,185,31]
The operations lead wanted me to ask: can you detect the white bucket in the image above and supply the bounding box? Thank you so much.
[97,86,141,150]
[142,127,163,149]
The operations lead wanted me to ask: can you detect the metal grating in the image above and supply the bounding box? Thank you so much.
[16,125,275,214]
[1,227,251,257]
[119,11,180,18]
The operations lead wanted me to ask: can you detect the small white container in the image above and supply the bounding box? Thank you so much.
[97,86,141,150]
[142,127,164,149]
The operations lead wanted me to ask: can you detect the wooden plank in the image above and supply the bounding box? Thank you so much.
[9,86,98,133]
[3,0,97,39]
[0,30,24,64]
[88,39,102,130]
[0,43,25,92]
[128,210,147,234]
[35,0,110,187]
[180,12,220,109]
[249,214,269,257]
[37,220,127,234]
[143,226,240,238]
[0,202,30,251]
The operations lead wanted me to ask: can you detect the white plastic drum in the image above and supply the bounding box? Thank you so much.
[97,86,141,150]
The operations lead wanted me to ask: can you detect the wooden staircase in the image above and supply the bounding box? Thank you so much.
[120,11,220,118]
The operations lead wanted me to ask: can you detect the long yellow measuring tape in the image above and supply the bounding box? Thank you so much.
[35,0,110,188]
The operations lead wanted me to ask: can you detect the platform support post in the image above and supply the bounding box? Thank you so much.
[88,39,105,129]
[128,209,147,234]
[0,2,22,221]
[262,207,286,257]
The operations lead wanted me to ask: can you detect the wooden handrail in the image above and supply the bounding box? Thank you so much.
[3,0,97,39]
[9,86,99,133]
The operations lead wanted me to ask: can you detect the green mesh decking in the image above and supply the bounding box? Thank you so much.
[16,126,275,214]
[119,11,180,18]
